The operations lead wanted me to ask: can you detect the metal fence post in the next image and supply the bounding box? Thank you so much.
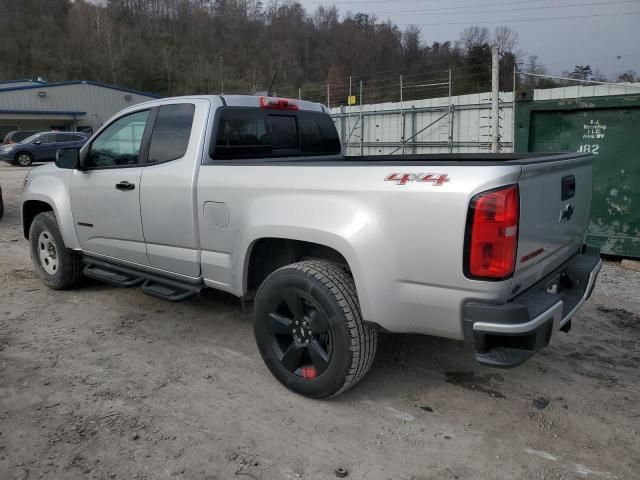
[340,105,346,154]
[491,47,500,153]
[411,106,417,154]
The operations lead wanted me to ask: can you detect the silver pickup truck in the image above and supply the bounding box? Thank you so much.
[21,95,602,398]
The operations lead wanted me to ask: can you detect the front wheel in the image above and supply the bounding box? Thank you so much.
[15,152,33,167]
[254,260,377,398]
[29,212,83,289]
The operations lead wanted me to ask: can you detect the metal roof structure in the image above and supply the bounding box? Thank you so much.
[0,79,160,136]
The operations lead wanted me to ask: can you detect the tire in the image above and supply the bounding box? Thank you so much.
[254,260,377,398]
[29,211,83,289]
[15,152,33,167]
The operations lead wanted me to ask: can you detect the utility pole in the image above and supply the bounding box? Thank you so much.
[491,47,500,153]
[326,84,330,108]
[448,69,454,154]
[359,79,364,156]
[512,63,517,153]
[347,76,352,153]
[400,75,405,155]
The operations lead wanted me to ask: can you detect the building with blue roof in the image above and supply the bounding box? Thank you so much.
[0,79,160,139]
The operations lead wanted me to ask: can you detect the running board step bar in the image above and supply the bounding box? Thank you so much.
[141,280,200,302]
[83,264,144,287]
[82,258,201,302]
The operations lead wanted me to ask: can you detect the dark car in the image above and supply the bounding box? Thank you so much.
[2,130,39,145]
[0,131,89,167]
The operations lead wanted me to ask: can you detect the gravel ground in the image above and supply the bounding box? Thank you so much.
[1,163,639,480]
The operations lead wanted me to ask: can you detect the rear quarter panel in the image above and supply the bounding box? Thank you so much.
[197,162,522,340]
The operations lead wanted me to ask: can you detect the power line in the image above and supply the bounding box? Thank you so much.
[520,72,640,88]
[393,10,640,26]
[320,52,500,88]
[300,0,441,5]
[376,0,635,16]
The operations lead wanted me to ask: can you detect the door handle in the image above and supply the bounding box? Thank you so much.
[115,181,135,191]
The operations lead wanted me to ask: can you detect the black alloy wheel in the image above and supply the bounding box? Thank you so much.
[254,261,377,398]
[266,286,333,380]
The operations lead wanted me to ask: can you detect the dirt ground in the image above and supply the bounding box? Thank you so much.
[1,163,639,480]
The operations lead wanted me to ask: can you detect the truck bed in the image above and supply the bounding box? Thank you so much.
[213,152,591,166]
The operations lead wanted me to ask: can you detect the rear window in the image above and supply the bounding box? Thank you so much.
[212,109,340,160]
[5,130,35,143]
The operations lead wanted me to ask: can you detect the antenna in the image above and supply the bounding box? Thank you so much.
[267,70,278,97]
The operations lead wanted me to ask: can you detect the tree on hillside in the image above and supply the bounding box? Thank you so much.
[492,26,518,53]
[569,65,593,80]
[459,26,490,51]
[520,55,556,89]
[0,0,593,103]
[617,70,638,83]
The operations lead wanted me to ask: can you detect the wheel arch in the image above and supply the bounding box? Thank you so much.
[22,200,54,238]
[22,172,81,249]
[241,231,372,322]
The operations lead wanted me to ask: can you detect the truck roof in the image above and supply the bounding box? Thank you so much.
[132,94,327,113]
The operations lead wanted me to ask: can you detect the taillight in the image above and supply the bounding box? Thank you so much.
[464,185,519,280]
[259,96,298,111]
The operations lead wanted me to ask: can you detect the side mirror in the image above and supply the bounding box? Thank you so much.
[55,147,80,169]
[33,140,41,145]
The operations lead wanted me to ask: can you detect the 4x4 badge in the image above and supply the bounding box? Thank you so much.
[385,173,450,186]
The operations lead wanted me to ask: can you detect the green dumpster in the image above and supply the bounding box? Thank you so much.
[515,94,640,258]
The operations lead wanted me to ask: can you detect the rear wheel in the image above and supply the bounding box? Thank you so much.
[15,152,33,167]
[29,212,83,289]
[254,260,377,398]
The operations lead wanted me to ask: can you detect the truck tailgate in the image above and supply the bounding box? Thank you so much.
[512,153,593,294]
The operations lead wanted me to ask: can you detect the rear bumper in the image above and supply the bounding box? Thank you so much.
[463,246,602,368]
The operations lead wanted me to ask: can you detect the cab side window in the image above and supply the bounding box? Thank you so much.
[56,133,83,143]
[85,110,150,168]
[147,103,195,164]
[36,134,56,144]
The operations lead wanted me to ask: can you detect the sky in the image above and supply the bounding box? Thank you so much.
[295,0,640,78]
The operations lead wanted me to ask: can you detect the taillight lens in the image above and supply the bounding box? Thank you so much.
[465,185,519,280]
[259,96,298,111]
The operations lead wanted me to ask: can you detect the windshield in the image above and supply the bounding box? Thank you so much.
[20,133,42,144]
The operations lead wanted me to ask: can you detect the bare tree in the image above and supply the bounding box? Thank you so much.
[0,1,629,102]
[617,70,638,83]
[492,26,518,53]
[459,26,490,52]
[591,69,609,82]
[521,55,555,89]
